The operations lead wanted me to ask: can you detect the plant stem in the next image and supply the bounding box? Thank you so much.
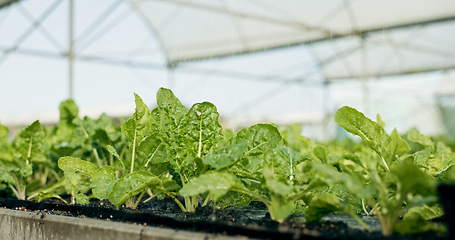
[40,167,49,186]
[109,153,114,167]
[145,143,162,167]
[361,199,370,215]
[242,178,261,184]
[380,156,390,171]
[184,196,193,212]
[26,136,33,165]
[10,173,25,200]
[183,195,199,213]
[131,129,137,174]
[8,184,19,200]
[180,173,189,186]
[116,154,126,170]
[18,186,26,201]
[202,195,211,207]
[132,191,146,209]
[197,119,202,158]
[126,198,134,208]
[71,186,76,205]
[159,189,186,212]
[119,145,127,160]
[144,188,155,203]
[92,149,103,168]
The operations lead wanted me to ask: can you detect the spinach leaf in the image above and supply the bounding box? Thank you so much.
[121,93,155,173]
[334,106,439,236]
[108,170,161,208]
[58,156,98,204]
[1,121,48,200]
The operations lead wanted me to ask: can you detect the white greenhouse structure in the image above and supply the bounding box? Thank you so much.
[1,0,455,140]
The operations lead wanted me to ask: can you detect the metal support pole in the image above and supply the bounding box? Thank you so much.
[361,34,369,116]
[321,80,330,141]
[68,0,74,99]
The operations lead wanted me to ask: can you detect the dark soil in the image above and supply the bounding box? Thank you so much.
[0,196,448,240]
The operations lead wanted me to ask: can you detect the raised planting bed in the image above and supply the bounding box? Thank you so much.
[0,197,448,240]
[0,207,236,240]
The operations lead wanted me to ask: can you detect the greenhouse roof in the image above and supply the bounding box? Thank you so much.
[1,0,455,138]
[132,0,455,79]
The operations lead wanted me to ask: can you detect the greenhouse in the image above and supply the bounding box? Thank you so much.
[1,1,455,239]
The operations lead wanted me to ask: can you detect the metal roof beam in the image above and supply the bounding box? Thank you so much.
[171,16,455,66]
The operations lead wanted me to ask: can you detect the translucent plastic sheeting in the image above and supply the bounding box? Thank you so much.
[131,0,455,80]
[1,0,455,140]
[311,21,455,80]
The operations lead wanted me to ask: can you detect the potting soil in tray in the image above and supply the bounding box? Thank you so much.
[0,197,448,240]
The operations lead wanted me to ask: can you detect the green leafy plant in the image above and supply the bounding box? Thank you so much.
[180,124,324,222]
[310,106,443,236]
[0,121,49,200]
[57,89,225,211]
[56,94,159,208]
[51,98,130,205]
[0,89,451,237]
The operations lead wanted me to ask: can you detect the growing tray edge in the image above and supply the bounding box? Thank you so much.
[0,208,248,240]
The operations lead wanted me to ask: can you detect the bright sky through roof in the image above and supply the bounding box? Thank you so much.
[1,0,454,140]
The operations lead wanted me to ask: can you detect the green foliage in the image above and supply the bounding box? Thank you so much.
[202,143,247,169]
[394,205,445,235]
[0,123,13,162]
[58,156,97,204]
[0,120,49,200]
[179,171,245,201]
[90,166,116,200]
[306,193,344,223]
[121,93,155,173]
[108,171,160,207]
[0,90,451,237]
[230,124,282,156]
[180,123,323,222]
[58,156,98,176]
[13,121,47,164]
[333,106,443,236]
